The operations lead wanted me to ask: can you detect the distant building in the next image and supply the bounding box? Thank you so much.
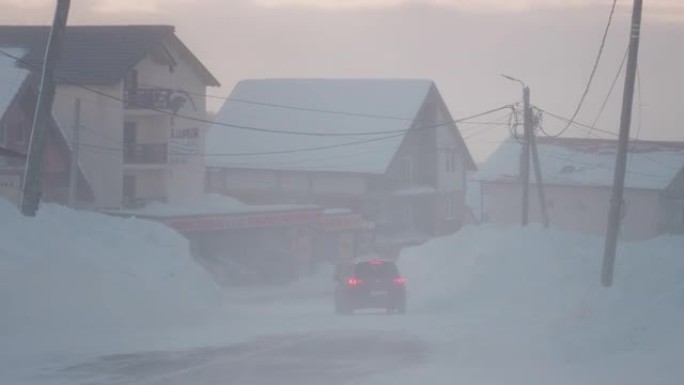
[474,137,684,239]
[0,48,92,206]
[205,79,477,250]
[0,25,219,209]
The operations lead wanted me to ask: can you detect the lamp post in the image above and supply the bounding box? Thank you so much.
[501,74,549,228]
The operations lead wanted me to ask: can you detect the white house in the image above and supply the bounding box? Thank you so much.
[205,79,477,251]
[0,25,220,209]
[474,137,684,240]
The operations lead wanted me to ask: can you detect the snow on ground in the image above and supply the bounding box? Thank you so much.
[2,198,684,384]
[0,199,223,360]
[391,224,684,384]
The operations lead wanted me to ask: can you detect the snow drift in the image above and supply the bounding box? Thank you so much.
[396,224,684,383]
[0,199,222,356]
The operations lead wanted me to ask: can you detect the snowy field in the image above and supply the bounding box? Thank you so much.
[1,199,683,384]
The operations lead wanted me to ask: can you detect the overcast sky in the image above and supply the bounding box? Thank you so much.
[1,0,682,161]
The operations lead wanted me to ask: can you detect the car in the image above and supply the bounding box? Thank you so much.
[334,259,407,314]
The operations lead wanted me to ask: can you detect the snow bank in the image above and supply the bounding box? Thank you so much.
[399,224,684,373]
[0,200,222,357]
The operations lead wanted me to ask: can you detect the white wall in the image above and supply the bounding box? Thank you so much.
[484,182,661,240]
[311,174,366,195]
[280,171,310,194]
[126,169,167,198]
[435,124,465,192]
[229,169,279,191]
[52,84,124,209]
[130,37,212,205]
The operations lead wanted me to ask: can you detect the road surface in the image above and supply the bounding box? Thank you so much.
[60,329,427,385]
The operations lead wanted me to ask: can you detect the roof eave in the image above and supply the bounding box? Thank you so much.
[167,34,220,87]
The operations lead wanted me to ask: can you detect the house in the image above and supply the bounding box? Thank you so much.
[474,137,684,240]
[0,25,220,209]
[0,48,92,206]
[205,79,477,252]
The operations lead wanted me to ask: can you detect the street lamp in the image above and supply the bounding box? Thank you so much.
[500,74,549,228]
[501,74,526,89]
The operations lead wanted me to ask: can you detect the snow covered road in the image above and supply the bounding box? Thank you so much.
[59,330,426,385]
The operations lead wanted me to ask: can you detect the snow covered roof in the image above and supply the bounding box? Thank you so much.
[473,138,684,191]
[205,79,435,174]
[104,194,319,218]
[0,25,220,86]
[0,48,29,121]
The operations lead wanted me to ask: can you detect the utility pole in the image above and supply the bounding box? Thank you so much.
[521,86,531,226]
[502,75,548,227]
[602,0,643,288]
[528,104,550,227]
[21,0,71,217]
[67,98,80,208]
[502,75,531,226]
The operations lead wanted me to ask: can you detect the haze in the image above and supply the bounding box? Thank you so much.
[2,0,682,161]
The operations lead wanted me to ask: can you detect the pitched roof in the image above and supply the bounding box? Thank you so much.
[206,78,439,174]
[0,48,29,121]
[474,137,684,190]
[0,25,219,86]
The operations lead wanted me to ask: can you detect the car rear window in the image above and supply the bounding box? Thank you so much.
[354,262,399,279]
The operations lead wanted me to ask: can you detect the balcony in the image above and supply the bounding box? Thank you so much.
[124,87,172,110]
[123,143,168,165]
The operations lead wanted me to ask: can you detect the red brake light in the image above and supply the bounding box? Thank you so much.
[394,276,406,285]
[369,260,385,265]
[347,277,361,286]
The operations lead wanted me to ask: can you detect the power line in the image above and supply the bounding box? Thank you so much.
[592,45,630,127]
[1,48,511,138]
[141,81,511,128]
[544,0,619,138]
[140,81,423,122]
[535,107,623,138]
[549,45,632,167]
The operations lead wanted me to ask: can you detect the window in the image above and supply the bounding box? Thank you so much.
[124,70,138,91]
[446,151,458,173]
[123,121,137,144]
[16,123,25,146]
[123,175,136,200]
[399,157,413,184]
[446,196,458,219]
[0,123,6,146]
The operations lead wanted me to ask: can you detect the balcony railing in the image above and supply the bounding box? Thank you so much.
[123,143,168,164]
[124,87,172,110]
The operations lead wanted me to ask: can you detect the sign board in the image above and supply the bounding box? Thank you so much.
[168,127,200,164]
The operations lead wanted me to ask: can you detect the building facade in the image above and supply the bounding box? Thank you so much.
[0,48,92,206]
[474,138,684,240]
[205,79,477,251]
[0,25,219,209]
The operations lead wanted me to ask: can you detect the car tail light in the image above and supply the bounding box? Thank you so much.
[347,277,361,286]
[369,260,385,265]
[394,276,406,285]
